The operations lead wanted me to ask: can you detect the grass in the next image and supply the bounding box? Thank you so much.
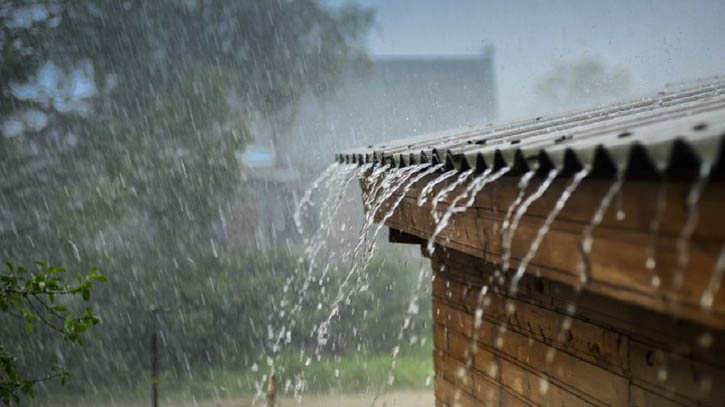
[162,342,434,402]
[38,341,434,405]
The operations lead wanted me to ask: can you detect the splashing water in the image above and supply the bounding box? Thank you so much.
[293,162,340,236]
[673,164,711,289]
[701,244,725,310]
[644,180,668,287]
[417,169,458,206]
[261,161,438,405]
[430,169,475,223]
[371,163,445,242]
[352,164,427,267]
[460,170,534,386]
[501,169,559,276]
[510,169,589,294]
[547,171,621,368]
[375,264,431,398]
[262,162,363,393]
[501,171,536,235]
[426,167,511,255]
[317,164,432,351]
[578,172,624,288]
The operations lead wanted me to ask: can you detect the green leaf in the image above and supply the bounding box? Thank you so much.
[64,315,74,332]
[91,275,109,283]
[25,319,33,334]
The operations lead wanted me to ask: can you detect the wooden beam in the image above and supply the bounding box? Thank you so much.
[361,174,725,329]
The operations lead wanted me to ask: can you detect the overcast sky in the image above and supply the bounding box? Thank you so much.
[327,0,725,120]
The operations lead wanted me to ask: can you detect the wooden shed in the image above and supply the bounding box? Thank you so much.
[336,81,725,406]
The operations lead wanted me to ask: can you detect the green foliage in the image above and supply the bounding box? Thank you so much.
[0,262,105,406]
[0,1,381,402]
[45,345,433,404]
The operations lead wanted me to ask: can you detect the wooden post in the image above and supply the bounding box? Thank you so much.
[266,373,277,407]
[151,331,158,407]
[150,305,159,407]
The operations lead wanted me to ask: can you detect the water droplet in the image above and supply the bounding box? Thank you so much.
[495,336,504,349]
[387,373,395,386]
[698,332,714,349]
[546,348,557,363]
[538,377,550,395]
[488,362,499,378]
[657,368,668,382]
[505,301,516,315]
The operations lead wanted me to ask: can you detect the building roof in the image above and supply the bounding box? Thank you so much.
[336,80,725,180]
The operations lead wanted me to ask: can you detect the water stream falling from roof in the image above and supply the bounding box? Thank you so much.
[644,180,669,288]
[541,171,625,371]
[673,164,711,289]
[425,167,512,255]
[500,169,559,278]
[281,136,722,405]
[417,169,458,207]
[578,171,625,287]
[701,245,725,310]
[464,171,537,360]
[317,164,429,354]
[429,169,475,224]
[370,164,444,243]
[509,169,589,294]
[256,162,363,403]
[293,162,340,237]
[501,171,536,237]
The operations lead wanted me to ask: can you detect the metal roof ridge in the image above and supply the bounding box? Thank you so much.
[335,81,725,181]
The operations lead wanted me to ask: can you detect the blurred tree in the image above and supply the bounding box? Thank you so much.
[535,57,630,109]
[0,0,374,393]
[0,262,106,405]
[1,0,373,261]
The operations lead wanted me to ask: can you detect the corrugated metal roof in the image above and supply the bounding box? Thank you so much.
[335,80,725,180]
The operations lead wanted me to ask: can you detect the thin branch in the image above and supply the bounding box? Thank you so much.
[30,293,64,320]
[25,297,64,335]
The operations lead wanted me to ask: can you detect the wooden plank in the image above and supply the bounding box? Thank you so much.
[434,323,448,353]
[436,349,475,395]
[433,275,630,376]
[500,358,595,407]
[435,375,484,407]
[437,304,630,406]
[436,353,532,407]
[510,268,725,370]
[370,173,725,241]
[434,301,473,338]
[630,384,690,407]
[629,340,725,406]
[470,369,502,406]
[379,192,725,328]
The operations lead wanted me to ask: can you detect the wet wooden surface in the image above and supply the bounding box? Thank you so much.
[431,248,725,407]
[361,173,725,329]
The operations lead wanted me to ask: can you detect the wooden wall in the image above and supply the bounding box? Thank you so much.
[367,175,725,329]
[429,246,725,407]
